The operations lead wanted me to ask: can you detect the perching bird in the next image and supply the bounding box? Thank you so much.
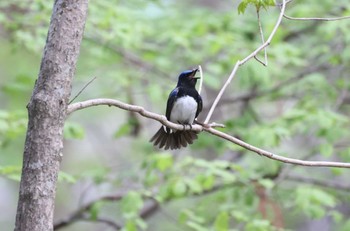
[150,68,203,150]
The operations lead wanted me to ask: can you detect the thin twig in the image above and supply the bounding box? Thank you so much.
[69,77,97,104]
[54,193,125,230]
[204,0,287,124]
[273,151,318,187]
[276,0,294,6]
[198,65,203,95]
[254,56,267,66]
[80,216,122,230]
[67,98,350,168]
[286,175,350,191]
[334,87,348,110]
[218,63,329,105]
[54,181,237,230]
[283,14,350,21]
[203,126,350,168]
[84,35,169,77]
[255,9,268,66]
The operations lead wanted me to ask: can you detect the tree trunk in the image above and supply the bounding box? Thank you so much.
[15,0,88,230]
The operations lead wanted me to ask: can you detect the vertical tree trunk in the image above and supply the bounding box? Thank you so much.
[15,0,88,230]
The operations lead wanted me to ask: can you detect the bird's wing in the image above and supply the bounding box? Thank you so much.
[195,93,203,118]
[166,87,179,120]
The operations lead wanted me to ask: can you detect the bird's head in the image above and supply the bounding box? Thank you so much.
[177,68,200,88]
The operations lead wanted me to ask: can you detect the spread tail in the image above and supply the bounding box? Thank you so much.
[150,126,198,150]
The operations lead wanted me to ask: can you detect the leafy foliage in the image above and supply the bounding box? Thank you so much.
[1,0,350,230]
[238,0,276,14]
[0,110,27,148]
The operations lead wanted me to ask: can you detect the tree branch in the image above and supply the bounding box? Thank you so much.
[286,175,350,191]
[255,9,268,66]
[204,0,287,124]
[67,98,350,168]
[203,127,350,168]
[54,193,125,230]
[218,63,329,105]
[79,217,122,230]
[84,34,168,77]
[283,14,350,21]
[54,181,238,230]
[198,65,203,94]
[68,98,203,132]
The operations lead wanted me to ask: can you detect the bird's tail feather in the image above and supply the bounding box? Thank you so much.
[150,126,198,150]
[150,127,167,147]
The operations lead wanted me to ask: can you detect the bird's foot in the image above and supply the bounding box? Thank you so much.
[181,124,192,131]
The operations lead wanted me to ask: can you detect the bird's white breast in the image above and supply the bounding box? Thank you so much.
[170,96,197,124]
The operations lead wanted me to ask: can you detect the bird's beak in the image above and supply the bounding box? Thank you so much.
[191,68,200,79]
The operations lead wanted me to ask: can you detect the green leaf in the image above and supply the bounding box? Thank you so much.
[319,143,333,157]
[311,188,336,207]
[258,179,274,189]
[58,171,76,183]
[120,191,144,215]
[0,165,21,181]
[186,221,208,231]
[246,219,271,231]
[329,211,343,223]
[193,159,212,168]
[295,187,337,218]
[196,174,215,190]
[238,1,248,14]
[89,201,104,220]
[214,211,229,231]
[238,0,275,14]
[2,74,34,95]
[125,220,137,231]
[64,122,85,139]
[83,167,109,184]
[184,178,203,194]
[179,209,206,224]
[211,168,236,183]
[173,180,187,197]
[339,220,350,231]
[330,167,344,176]
[231,210,248,222]
[144,171,159,187]
[135,218,148,230]
[212,160,230,169]
[114,123,131,138]
[0,119,9,131]
[155,153,173,172]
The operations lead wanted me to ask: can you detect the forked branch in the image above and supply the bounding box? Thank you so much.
[204,0,287,124]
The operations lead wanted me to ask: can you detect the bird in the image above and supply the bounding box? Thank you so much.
[150,68,203,150]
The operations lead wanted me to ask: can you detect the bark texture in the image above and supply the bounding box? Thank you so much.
[15,0,88,230]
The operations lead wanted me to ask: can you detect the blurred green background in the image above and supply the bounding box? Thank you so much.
[1,0,350,230]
